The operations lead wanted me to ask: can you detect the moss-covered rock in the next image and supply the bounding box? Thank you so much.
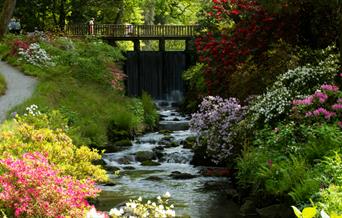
[113,139,133,147]
[141,160,161,166]
[135,151,155,162]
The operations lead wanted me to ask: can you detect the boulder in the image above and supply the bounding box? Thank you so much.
[113,139,133,147]
[117,156,132,165]
[257,204,294,218]
[145,176,163,181]
[141,160,161,166]
[91,159,106,166]
[240,200,257,216]
[152,146,164,159]
[135,151,155,162]
[200,167,233,177]
[169,171,196,180]
[103,165,121,172]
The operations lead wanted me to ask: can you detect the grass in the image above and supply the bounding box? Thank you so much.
[0,35,157,146]
[0,73,6,95]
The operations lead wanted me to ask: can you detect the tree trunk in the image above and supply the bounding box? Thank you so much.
[0,0,17,38]
[59,0,66,31]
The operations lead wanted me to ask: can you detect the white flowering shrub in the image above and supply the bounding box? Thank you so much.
[190,96,246,163]
[86,192,176,218]
[18,43,54,66]
[248,53,339,126]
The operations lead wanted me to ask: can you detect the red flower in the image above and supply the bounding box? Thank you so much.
[231,9,240,15]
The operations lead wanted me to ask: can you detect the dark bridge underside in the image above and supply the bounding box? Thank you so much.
[125,51,191,101]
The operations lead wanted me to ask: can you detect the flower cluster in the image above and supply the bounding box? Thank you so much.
[292,83,341,127]
[195,0,284,96]
[23,104,41,116]
[190,96,246,163]
[0,152,100,217]
[85,192,175,218]
[248,54,338,126]
[18,42,54,66]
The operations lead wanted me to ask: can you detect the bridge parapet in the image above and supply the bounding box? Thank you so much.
[66,24,197,39]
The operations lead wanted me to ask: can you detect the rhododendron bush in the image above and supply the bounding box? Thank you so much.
[0,152,100,217]
[195,0,289,97]
[292,82,342,127]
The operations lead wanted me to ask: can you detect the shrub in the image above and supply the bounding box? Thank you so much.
[141,92,158,130]
[292,82,341,128]
[318,185,342,216]
[16,42,54,67]
[247,52,339,127]
[190,96,246,163]
[0,107,108,182]
[0,152,100,217]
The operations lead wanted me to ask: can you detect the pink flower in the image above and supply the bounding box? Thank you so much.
[292,96,313,105]
[313,91,328,103]
[321,84,339,92]
[312,107,336,120]
[0,152,100,217]
[332,104,342,111]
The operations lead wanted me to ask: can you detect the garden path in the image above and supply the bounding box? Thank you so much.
[0,61,37,122]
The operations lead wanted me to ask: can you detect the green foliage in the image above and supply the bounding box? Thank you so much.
[237,122,342,204]
[182,63,207,112]
[141,91,158,130]
[319,185,342,215]
[0,109,108,182]
[229,40,300,100]
[0,73,6,95]
[0,35,148,146]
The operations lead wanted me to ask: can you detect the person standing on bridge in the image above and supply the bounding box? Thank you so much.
[88,18,95,35]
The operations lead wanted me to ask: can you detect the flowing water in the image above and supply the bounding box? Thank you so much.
[97,102,243,218]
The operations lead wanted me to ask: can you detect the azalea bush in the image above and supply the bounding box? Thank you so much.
[292,83,341,128]
[0,152,100,217]
[0,106,108,182]
[190,96,246,163]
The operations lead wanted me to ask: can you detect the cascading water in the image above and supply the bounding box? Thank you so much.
[97,101,243,218]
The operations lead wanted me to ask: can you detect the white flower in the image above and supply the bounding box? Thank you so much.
[320,210,330,218]
[163,191,171,198]
[109,208,124,216]
[138,196,142,201]
[165,209,176,217]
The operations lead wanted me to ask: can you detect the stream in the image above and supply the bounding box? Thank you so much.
[97,101,243,218]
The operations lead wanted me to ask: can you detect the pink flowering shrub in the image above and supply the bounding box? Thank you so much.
[292,83,341,127]
[0,152,100,218]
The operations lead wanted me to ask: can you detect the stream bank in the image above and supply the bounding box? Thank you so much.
[96,101,244,217]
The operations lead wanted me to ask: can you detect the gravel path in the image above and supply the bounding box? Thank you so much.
[0,61,37,122]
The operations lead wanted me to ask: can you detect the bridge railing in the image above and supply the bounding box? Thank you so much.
[65,24,197,38]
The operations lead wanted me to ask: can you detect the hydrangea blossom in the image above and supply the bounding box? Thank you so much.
[190,96,246,163]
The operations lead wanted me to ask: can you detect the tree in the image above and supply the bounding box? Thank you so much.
[0,0,16,38]
[257,0,342,65]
